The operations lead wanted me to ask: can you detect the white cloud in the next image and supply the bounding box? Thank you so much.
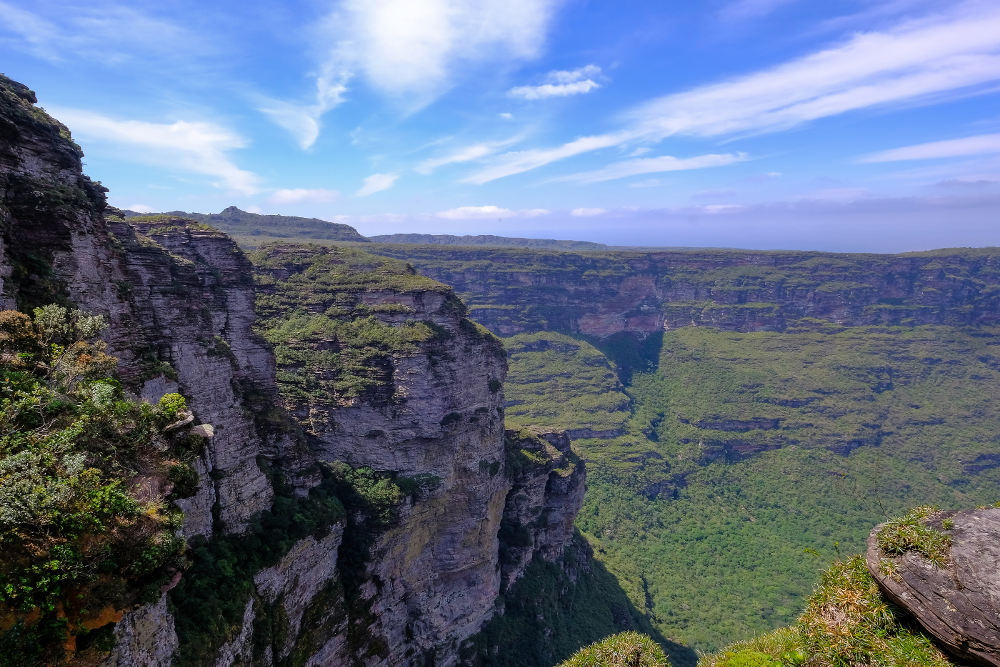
[509,80,599,100]
[628,5,1000,140]
[570,207,607,217]
[860,133,1000,163]
[265,0,557,146]
[702,204,746,214]
[556,152,748,184]
[269,188,340,204]
[462,131,632,184]
[357,172,399,197]
[417,136,523,174]
[258,59,352,150]
[126,203,156,213]
[508,64,602,100]
[437,205,515,219]
[51,108,259,194]
[434,205,548,219]
[499,112,514,120]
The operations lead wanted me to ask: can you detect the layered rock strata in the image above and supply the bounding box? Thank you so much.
[366,245,1000,337]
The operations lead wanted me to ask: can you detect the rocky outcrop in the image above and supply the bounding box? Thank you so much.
[499,429,586,589]
[101,594,178,667]
[866,508,1000,666]
[366,245,1000,337]
[252,244,514,665]
[0,75,278,539]
[211,526,348,666]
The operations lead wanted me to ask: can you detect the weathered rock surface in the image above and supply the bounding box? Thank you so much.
[214,526,348,666]
[253,245,514,665]
[866,508,1000,666]
[100,593,178,667]
[499,429,586,589]
[0,75,280,539]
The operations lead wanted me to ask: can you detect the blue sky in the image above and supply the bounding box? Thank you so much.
[2,0,999,251]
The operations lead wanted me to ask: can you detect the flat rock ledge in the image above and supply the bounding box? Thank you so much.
[866,508,1000,666]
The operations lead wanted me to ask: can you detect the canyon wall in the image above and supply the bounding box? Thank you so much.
[0,74,585,665]
[366,245,1000,337]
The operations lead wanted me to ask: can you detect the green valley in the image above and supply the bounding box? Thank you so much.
[501,323,1000,652]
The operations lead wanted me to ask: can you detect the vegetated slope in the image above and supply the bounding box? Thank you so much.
[503,323,1000,652]
[128,206,368,247]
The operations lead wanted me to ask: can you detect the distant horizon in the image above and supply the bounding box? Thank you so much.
[144,204,1000,255]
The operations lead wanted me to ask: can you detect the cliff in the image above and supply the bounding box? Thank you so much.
[365,245,1000,337]
[0,74,586,666]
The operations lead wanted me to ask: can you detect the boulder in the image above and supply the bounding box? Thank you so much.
[866,508,1000,666]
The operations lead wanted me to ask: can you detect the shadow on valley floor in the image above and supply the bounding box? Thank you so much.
[463,532,696,666]
[588,331,664,385]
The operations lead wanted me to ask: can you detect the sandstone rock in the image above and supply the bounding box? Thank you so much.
[100,593,178,667]
[499,429,586,589]
[866,508,1000,666]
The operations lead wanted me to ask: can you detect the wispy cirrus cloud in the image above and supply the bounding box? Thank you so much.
[269,188,340,204]
[0,2,218,68]
[416,135,523,174]
[555,152,748,184]
[462,131,633,184]
[570,207,607,217]
[466,3,1000,184]
[357,172,399,197]
[859,133,1000,163]
[508,64,602,100]
[263,0,559,148]
[51,108,259,194]
[436,205,551,219]
[628,4,1000,140]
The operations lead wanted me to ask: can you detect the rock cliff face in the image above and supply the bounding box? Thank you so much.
[366,245,1000,337]
[499,429,586,589]
[0,75,586,666]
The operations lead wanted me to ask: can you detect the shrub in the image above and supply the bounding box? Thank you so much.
[0,307,189,658]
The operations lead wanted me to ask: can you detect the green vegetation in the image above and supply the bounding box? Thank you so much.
[557,631,670,667]
[875,506,951,567]
[502,326,1000,652]
[702,553,951,667]
[131,206,367,246]
[169,475,345,666]
[0,306,188,663]
[504,332,630,434]
[169,460,434,665]
[465,535,695,667]
[249,244,454,407]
